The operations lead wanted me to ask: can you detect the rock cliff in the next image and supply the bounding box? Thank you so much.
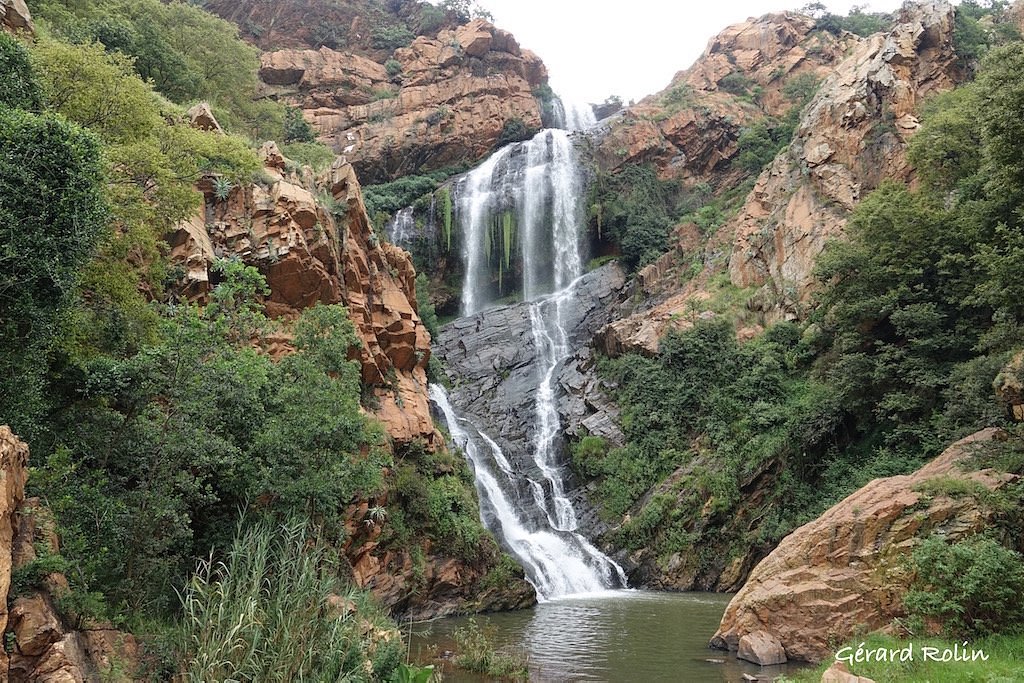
[0,428,140,682]
[169,140,436,449]
[259,18,547,182]
[711,428,1018,663]
[728,0,961,314]
[594,1,961,356]
[595,12,856,184]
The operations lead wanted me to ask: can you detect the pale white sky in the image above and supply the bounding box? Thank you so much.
[479,0,911,103]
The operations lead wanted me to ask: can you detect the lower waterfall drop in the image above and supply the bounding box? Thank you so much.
[431,384,625,599]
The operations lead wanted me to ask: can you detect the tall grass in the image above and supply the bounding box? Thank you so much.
[178,518,402,682]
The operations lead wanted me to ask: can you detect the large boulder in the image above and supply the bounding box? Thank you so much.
[711,428,1017,663]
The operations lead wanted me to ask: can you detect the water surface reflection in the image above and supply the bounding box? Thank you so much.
[411,590,802,682]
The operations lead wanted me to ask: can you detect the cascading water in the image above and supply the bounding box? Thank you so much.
[552,97,598,132]
[385,206,415,246]
[433,121,627,600]
[431,386,624,599]
[457,128,586,317]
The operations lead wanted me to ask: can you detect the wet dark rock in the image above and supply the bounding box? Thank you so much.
[434,262,632,560]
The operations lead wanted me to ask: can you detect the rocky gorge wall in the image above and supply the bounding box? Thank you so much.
[728,0,962,314]
[166,115,532,618]
[593,1,963,356]
[255,17,548,183]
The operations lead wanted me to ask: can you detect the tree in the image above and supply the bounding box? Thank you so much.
[0,107,108,438]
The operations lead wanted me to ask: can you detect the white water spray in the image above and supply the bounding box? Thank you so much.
[431,385,625,599]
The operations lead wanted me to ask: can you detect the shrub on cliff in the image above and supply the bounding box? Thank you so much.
[0,106,108,440]
[0,34,41,110]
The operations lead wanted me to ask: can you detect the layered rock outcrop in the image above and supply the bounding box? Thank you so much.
[596,2,962,355]
[167,133,531,618]
[0,0,32,34]
[596,12,856,184]
[0,428,140,682]
[259,18,547,182]
[168,141,436,448]
[711,428,1018,663]
[728,0,961,312]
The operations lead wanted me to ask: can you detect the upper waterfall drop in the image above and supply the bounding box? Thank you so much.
[552,97,598,132]
[456,128,587,317]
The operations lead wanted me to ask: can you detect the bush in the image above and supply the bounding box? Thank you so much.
[371,25,415,50]
[0,107,107,438]
[0,34,42,110]
[283,107,315,143]
[385,58,403,77]
[719,72,753,96]
[905,536,1024,637]
[280,141,335,171]
[494,117,536,149]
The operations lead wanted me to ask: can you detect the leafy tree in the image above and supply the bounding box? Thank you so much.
[0,107,108,439]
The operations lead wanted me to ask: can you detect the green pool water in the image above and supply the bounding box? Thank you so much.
[408,590,805,682]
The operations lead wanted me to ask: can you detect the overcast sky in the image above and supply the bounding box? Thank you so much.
[478,0,911,103]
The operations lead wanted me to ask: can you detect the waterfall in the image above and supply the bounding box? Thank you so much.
[456,128,586,317]
[431,385,626,599]
[385,206,415,246]
[551,97,598,132]
[434,119,627,600]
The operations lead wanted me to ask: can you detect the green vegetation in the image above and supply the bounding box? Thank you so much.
[905,536,1024,638]
[0,33,42,109]
[582,43,1024,607]
[371,25,415,50]
[281,141,336,170]
[803,3,894,37]
[784,632,1024,682]
[27,0,289,139]
[453,618,529,681]
[588,164,678,269]
[952,0,1022,70]
[0,9,477,679]
[495,117,537,149]
[179,519,403,682]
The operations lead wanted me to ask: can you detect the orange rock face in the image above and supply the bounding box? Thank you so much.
[711,428,1016,663]
[168,142,437,448]
[260,19,547,182]
[0,427,28,676]
[596,3,962,354]
[728,1,961,313]
[597,12,855,184]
